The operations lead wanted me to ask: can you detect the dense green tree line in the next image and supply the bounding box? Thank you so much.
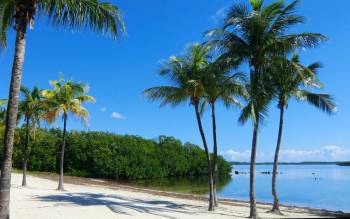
[0,129,231,180]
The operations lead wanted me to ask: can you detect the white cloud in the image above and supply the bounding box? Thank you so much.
[100,107,107,112]
[222,149,267,162]
[222,145,350,162]
[111,112,126,120]
[223,149,251,162]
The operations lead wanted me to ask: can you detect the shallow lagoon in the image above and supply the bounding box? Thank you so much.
[131,164,350,212]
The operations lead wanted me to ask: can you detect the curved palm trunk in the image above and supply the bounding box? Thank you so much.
[22,116,30,186]
[271,105,285,214]
[57,113,67,191]
[0,16,27,219]
[249,120,259,219]
[194,103,215,211]
[210,102,219,207]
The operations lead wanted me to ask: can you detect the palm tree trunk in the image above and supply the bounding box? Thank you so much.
[0,15,27,219]
[271,105,285,214]
[249,120,259,219]
[194,102,215,211]
[57,113,67,191]
[210,102,219,207]
[22,116,30,186]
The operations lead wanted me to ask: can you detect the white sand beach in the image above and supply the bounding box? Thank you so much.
[9,173,341,219]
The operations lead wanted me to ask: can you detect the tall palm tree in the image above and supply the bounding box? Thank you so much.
[206,0,326,217]
[268,54,336,214]
[239,71,274,218]
[203,59,246,206]
[41,75,95,191]
[144,44,216,211]
[18,86,44,187]
[0,1,124,217]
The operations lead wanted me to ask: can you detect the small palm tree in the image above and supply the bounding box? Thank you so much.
[144,44,216,211]
[18,86,44,186]
[0,1,123,216]
[203,59,246,206]
[206,0,326,217]
[269,54,336,214]
[41,75,95,191]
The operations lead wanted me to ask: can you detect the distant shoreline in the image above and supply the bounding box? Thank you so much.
[231,161,350,166]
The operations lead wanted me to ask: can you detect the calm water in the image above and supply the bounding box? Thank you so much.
[131,165,350,212]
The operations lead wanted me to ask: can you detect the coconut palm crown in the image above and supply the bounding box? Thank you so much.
[0,0,125,48]
[42,76,95,124]
[206,0,326,72]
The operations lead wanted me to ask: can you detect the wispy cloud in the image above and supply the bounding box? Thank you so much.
[222,145,350,162]
[111,112,126,120]
[281,146,350,162]
[211,6,228,24]
[100,107,107,112]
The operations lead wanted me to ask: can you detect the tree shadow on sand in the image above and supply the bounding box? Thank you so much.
[35,192,345,218]
[34,192,244,218]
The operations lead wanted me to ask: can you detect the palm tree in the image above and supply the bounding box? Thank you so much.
[18,86,44,187]
[41,75,95,191]
[206,0,326,217]
[144,44,216,211]
[0,1,124,217]
[268,54,336,214]
[239,71,274,218]
[203,59,246,206]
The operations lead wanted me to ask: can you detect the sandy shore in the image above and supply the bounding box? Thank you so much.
[10,173,345,218]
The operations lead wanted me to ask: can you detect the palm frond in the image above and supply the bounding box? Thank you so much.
[249,0,264,11]
[296,91,336,114]
[0,0,15,48]
[38,0,125,38]
[143,86,188,107]
[239,101,254,125]
[267,0,304,35]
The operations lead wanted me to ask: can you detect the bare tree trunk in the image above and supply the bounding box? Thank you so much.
[22,116,30,186]
[0,15,27,219]
[210,102,219,207]
[271,105,285,214]
[249,120,259,219]
[194,103,215,211]
[57,113,67,191]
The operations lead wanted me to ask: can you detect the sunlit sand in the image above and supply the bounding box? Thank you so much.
[10,173,333,219]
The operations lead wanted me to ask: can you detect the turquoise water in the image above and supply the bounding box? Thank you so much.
[132,164,350,212]
[220,165,350,212]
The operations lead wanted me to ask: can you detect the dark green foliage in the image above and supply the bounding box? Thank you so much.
[1,129,232,180]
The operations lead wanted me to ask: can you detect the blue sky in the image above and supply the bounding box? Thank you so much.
[0,0,349,162]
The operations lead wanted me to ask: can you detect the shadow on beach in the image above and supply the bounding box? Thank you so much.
[35,192,247,219]
[34,191,350,218]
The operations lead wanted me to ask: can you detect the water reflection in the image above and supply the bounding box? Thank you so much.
[128,165,350,212]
